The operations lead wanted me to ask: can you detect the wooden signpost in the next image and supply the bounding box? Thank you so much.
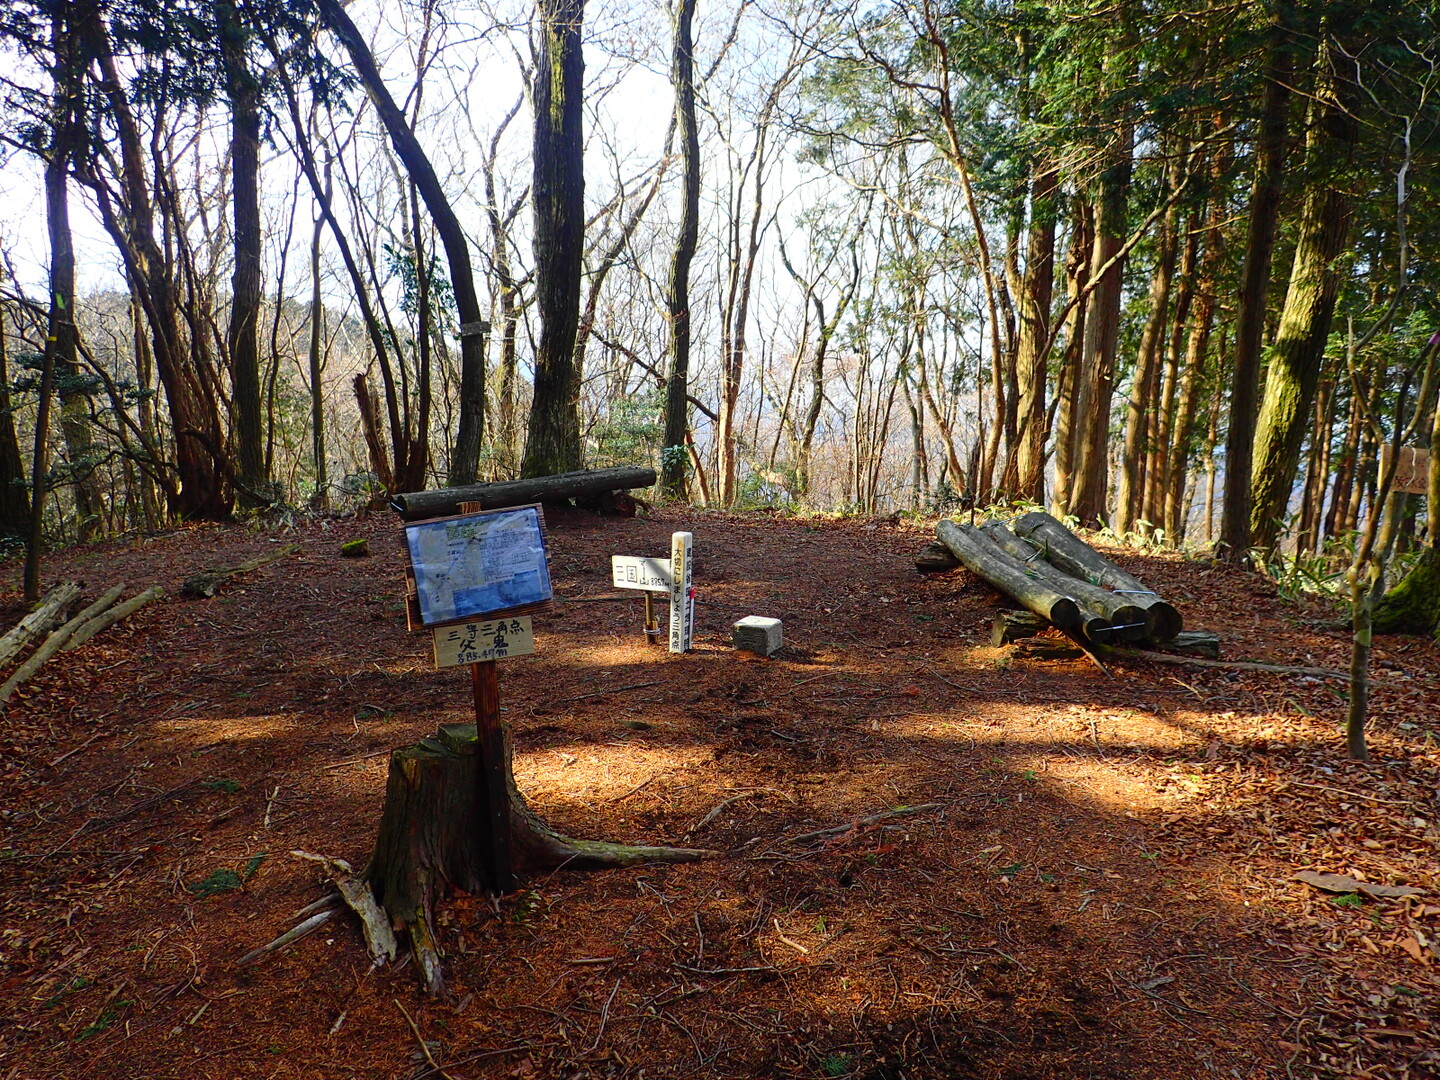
[1381,446,1431,495]
[611,532,693,652]
[402,502,553,894]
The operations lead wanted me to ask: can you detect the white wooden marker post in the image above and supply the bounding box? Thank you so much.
[669,531,693,654]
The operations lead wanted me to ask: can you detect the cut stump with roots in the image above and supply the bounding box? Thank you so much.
[364,722,715,996]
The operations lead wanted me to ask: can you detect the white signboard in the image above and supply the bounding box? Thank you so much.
[612,556,673,592]
[433,616,536,668]
[669,531,694,653]
[404,506,552,626]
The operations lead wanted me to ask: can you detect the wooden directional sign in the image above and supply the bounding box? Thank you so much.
[432,616,535,668]
[1383,446,1431,495]
[612,556,672,592]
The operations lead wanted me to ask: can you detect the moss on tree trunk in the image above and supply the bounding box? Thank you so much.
[1371,547,1440,638]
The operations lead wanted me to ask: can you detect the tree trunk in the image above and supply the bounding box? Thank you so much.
[1220,16,1291,560]
[317,0,488,485]
[1115,168,1179,536]
[219,0,266,507]
[367,721,712,996]
[1069,108,1132,526]
[935,519,1082,633]
[1011,166,1058,501]
[306,212,328,508]
[661,0,699,499]
[77,7,229,521]
[1249,45,1356,553]
[980,522,1152,642]
[523,0,587,479]
[1050,201,1092,516]
[392,465,657,520]
[0,305,30,537]
[1011,510,1182,641]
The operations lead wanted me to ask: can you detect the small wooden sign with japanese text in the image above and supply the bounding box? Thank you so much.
[612,555,673,592]
[432,616,535,668]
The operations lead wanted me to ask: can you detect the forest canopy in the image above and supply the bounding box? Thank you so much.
[0,0,1435,571]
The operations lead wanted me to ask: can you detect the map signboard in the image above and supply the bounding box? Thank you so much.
[404,505,552,628]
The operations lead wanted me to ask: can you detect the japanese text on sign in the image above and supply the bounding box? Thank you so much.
[612,556,673,592]
[669,531,694,653]
[433,616,536,668]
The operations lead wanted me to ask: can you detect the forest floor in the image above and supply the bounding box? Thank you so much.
[0,506,1438,1080]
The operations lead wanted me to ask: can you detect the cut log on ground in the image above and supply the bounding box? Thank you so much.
[0,582,82,669]
[391,466,657,521]
[991,609,1050,645]
[1158,630,1220,659]
[182,543,301,598]
[980,522,1153,643]
[936,520,1082,634]
[1010,637,1085,660]
[62,586,164,652]
[0,585,126,702]
[915,541,961,574]
[366,721,714,996]
[1011,511,1183,641]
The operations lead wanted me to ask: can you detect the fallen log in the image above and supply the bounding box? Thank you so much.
[182,543,301,598]
[1011,511,1182,641]
[367,721,714,996]
[391,466,657,521]
[980,522,1153,643]
[0,582,82,669]
[1110,649,1347,679]
[936,520,1081,634]
[1157,630,1220,659]
[1010,636,1086,661]
[991,609,1050,645]
[0,584,126,702]
[62,586,165,651]
[915,541,961,574]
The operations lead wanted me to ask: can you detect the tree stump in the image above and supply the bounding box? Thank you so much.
[366,721,714,996]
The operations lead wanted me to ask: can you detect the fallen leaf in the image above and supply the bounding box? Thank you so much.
[1293,871,1425,900]
[1398,936,1428,964]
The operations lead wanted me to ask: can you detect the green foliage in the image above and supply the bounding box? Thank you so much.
[588,391,663,467]
[185,853,266,898]
[75,1000,131,1041]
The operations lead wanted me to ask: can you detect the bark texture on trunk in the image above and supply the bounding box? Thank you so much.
[661,0,699,499]
[523,0,587,479]
[1248,44,1356,553]
[219,0,266,506]
[1221,18,1291,559]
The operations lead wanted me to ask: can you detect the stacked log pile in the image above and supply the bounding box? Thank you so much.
[933,512,1186,650]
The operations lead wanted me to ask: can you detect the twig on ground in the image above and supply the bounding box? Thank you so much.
[395,998,455,1080]
[563,681,660,702]
[780,803,945,847]
[236,909,336,967]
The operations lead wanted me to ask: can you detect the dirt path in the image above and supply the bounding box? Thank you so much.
[0,508,1436,1079]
